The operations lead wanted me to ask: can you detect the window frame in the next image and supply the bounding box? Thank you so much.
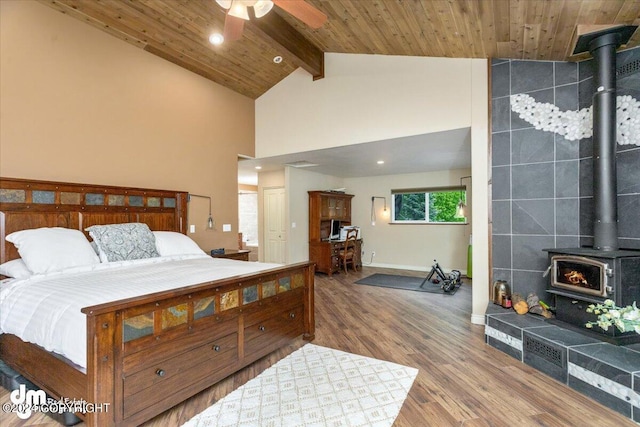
[390,186,467,225]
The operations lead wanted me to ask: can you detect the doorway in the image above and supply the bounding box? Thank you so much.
[238,190,258,261]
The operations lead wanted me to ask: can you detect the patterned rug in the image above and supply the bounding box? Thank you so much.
[182,344,418,427]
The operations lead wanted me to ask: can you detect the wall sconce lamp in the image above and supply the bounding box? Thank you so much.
[454,176,472,219]
[188,194,215,230]
[371,196,387,226]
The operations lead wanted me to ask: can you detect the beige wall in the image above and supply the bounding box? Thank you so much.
[239,184,258,192]
[285,167,344,263]
[0,1,255,251]
[256,167,342,263]
[275,166,472,272]
[345,169,472,273]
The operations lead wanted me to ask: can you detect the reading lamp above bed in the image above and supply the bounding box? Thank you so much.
[188,193,215,230]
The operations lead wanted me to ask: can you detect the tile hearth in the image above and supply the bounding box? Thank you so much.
[485,304,640,423]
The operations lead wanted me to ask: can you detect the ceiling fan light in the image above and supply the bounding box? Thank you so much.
[253,0,274,18]
[215,0,233,10]
[228,2,250,20]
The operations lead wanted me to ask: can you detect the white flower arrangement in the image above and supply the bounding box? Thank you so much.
[585,299,640,334]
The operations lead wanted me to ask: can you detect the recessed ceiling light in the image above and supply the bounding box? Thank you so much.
[377,160,385,165]
[209,33,224,45]
[255,166,262,170]
[273,56,283,64]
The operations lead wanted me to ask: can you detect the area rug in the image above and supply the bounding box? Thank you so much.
[355,273,460,295]
[182,344,418,427]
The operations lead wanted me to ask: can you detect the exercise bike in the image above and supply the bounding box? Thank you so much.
[419,259,461,293]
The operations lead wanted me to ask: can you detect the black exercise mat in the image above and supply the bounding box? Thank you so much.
[355,274,459,295]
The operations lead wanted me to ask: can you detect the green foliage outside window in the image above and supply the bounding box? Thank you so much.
[430,191,464,222]
[394,193,426,221]
[393,190,465,223]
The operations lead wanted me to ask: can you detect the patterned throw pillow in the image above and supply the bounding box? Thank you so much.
[86,223,160,262]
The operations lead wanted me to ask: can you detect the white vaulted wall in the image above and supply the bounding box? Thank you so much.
[256,53,473,155]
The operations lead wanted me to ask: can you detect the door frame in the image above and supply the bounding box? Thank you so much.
[262,186,286,263]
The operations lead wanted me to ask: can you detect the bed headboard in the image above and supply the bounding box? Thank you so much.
[0,177,188,263]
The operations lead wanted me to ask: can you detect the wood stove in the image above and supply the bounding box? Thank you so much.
[546,248,640,307]
[545,248,640,344]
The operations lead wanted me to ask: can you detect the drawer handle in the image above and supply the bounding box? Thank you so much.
[289,313,296,319]
[259,325,265,331]
[212,345,221,352]
[156,369,165,377]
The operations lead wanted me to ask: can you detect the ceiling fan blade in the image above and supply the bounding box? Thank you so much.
[223,13,245,41]
[273,0,327,29]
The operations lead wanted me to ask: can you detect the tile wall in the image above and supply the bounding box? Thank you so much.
[490,47,640,299]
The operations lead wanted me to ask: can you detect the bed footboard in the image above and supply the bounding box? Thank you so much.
[83,262,315,426]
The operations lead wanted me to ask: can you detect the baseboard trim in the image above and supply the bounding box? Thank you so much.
[365,263,467,276]
[471,313,485,325]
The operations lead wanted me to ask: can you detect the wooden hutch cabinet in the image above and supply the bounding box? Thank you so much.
[308,191,361,276]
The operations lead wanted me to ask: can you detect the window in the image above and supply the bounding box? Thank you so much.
[391,187,466,224]
[238,192,258,246]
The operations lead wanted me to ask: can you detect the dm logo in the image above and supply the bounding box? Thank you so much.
[10,384,46,419]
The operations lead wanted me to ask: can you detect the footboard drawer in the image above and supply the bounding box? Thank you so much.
[122,332,238,420]
[122,314,238,374]
[244,305,304,360]
[243,288,303,327]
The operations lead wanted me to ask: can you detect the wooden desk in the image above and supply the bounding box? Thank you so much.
[210,249,251,261]
[309,239,362,276]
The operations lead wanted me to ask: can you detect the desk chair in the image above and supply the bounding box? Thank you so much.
[339,228,358,274]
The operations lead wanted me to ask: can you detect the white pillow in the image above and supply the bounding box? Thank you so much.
[153,231,206,257]
[0,259,33,279]
[6,227,100,274]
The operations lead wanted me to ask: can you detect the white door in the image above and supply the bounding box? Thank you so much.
[263,187,286,263]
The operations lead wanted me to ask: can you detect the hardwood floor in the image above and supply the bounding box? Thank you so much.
[1,266,636,426]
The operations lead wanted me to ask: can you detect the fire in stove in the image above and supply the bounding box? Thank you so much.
[552,255,608,297]
[563,270,588,286]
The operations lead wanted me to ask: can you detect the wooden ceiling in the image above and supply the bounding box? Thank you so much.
[44,0,640,99]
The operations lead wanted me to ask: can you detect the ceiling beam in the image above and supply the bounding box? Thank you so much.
[250,10,324,80]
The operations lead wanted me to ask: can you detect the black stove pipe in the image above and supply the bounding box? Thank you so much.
[589,32,620,251]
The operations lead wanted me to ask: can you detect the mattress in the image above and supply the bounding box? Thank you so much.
[0,255,281,368]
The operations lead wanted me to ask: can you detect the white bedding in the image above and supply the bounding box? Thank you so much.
[0,254,281,369]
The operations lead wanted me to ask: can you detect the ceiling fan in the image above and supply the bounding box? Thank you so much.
[215,0,327,41]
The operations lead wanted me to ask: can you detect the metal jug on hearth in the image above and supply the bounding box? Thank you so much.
[493,280,510,305]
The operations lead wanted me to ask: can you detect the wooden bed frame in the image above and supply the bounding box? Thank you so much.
[0,177,315,426]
